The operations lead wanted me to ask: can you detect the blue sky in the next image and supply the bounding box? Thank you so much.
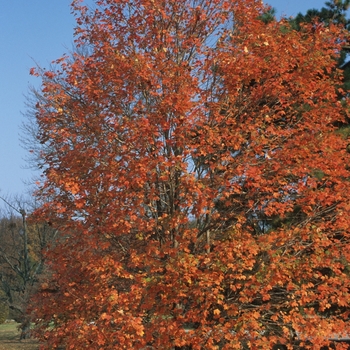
[0,0,333,203]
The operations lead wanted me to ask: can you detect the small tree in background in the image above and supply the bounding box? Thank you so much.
[0,197,57,338]
[28,0,350,348]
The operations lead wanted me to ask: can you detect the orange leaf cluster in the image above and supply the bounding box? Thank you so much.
[29,0,350,349]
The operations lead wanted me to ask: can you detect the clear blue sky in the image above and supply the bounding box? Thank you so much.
[0,0,333,202]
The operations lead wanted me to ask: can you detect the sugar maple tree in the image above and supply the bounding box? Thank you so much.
[28,0,350,348]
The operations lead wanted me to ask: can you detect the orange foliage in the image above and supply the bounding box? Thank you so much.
[30,0,350,348]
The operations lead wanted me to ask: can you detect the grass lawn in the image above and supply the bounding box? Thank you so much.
[0,321,38,350]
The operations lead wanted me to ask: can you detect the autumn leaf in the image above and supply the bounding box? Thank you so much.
[28,0,350,348]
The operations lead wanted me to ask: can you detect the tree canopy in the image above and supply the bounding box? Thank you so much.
[28,0,350,348]
[290,0,350,92]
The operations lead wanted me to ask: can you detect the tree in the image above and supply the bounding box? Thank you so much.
[0,196,57,338]
[291,0,350,29]
[28,0,350,348]
[290,0,350,92]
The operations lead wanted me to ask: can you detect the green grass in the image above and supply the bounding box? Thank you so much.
[0,321,38,350]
